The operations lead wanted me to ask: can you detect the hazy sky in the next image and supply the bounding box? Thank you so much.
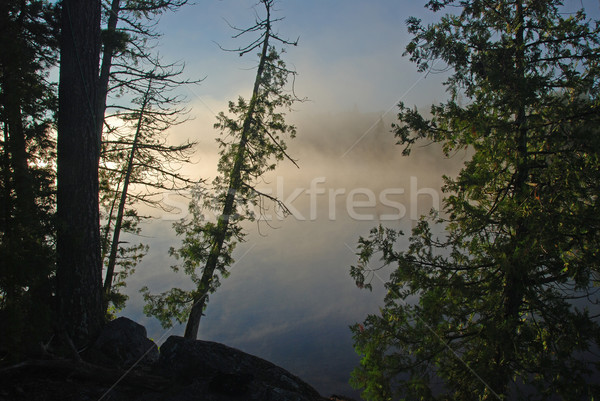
[154,0,598,117]
[117,1,600,398]
[155,0,452,118]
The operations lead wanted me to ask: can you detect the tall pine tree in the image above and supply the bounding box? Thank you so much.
[56,0,104,348]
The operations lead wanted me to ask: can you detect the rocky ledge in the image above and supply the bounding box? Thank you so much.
[0,317,358,401]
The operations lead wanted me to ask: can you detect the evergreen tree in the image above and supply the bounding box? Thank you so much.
[142,0,301,340]
[0,0,59,357]
[350,1,600,399]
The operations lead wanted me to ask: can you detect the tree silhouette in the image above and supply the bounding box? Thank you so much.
[100,58,197,315]
[0,0,59,358]
[143,0,302,340]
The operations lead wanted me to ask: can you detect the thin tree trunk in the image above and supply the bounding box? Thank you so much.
[183,9,272,340]
[56,0,103,347]
[101,178,122,261]
[102,78,152,313]
[97,0,122,271]
[95,0,121,146]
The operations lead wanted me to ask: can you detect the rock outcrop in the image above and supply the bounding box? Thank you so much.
[0,317,355,401]
[84,317,159,368]
[156,335,324,401]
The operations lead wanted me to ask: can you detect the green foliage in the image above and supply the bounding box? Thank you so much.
[350,1,600,400]
[142,186,241,329]
[141,285,194,328]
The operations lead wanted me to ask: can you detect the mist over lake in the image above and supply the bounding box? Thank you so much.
[118,110,466,397]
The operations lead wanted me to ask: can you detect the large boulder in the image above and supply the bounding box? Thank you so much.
[86,317,159,369]
[1,322,342,401]
[157,335,325,401]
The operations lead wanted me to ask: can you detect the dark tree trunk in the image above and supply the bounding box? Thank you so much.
[56,0,103,347]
